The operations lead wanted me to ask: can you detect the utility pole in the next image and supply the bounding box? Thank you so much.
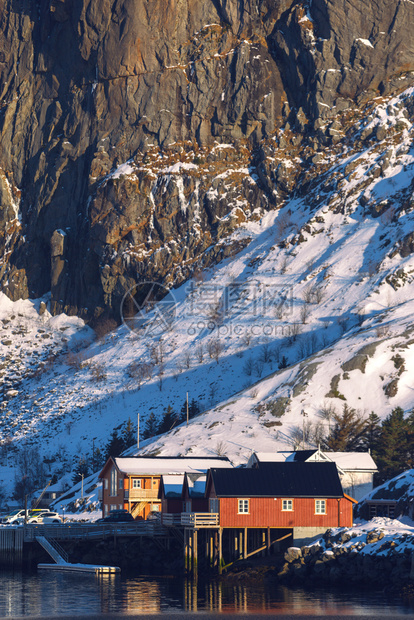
[186,392,189,426]
[301,409,308,449]
[81,473,84,500]
[137,412,140,450]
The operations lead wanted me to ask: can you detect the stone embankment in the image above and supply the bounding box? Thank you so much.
[279,525,414,589]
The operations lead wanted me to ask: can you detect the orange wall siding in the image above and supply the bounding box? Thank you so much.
[219,497,353,528]
[101,472,125,513]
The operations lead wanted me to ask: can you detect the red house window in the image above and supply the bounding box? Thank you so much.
[315,499,326,514]
[282,499,293,511]
[238,499,249,514]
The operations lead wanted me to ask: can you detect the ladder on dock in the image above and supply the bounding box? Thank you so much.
[35,535,120,574]
[36,536,69,564]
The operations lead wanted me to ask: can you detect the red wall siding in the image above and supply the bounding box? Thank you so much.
[219,497,353,528]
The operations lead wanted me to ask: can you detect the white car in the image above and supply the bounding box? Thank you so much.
[28,511,62,524]
[1,509,26,524]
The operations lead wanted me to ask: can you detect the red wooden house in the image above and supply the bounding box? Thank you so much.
[205,461,356,545]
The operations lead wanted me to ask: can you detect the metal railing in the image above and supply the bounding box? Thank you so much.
[124,489,160,501]
[48,537,69,563]
[22,522,167,542]
[180,513,219,527]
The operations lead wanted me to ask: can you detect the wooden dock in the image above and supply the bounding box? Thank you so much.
[0,521,168,571]
[38,563,120,574]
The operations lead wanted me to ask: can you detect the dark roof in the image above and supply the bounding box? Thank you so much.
[209,462,344,498]
[291,450,318,462]
[122,456,231,461]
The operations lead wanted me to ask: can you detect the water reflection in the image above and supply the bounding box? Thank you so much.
[0,570,413,617]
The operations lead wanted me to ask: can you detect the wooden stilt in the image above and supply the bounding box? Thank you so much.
[193,529,198,576]
[218,528,223,574]
[184,529,189,573]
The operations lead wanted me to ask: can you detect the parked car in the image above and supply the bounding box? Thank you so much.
[27,511,62,524]
[1,509,26,524]
[96,509,134,523]
[13,509,52,524]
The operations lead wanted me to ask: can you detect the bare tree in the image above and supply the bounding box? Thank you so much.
[148,343,160,365]
[313,285,325,305]
[242,332,252,347]
[158,340,166,363]
[157,362,166,391]
[254,359,264,377]
[337,316,348,334]
[312,421,326,446]
[302,283,325,305]
[243,357,254,376]
[300,303,310,324]
[302,284,314,304]
[128,360,152,389]
[90,363,107,383]
[275,211,291,241]
[318,401,337,434]
[183,351,191,369]
[288,421,314,450]
[274,302,285,320]
[211,339,224,364]
[195,342,204,363]
[207,339,224,363]
[259,342,272,364]
[215,440,227,457]
[288,322,302,344]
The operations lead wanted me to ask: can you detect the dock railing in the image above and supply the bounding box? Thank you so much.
[22,521,166,542]
[162,513,182,526]
[180,513,219,527]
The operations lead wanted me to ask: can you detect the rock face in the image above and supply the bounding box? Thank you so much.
[1,0,414,321]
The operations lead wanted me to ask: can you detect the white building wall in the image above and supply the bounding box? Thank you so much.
[339,472,374,501]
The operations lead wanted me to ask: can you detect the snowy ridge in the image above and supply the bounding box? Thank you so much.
[1,87,414,500]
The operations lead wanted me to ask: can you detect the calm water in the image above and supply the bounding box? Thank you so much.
[1,571,414,617]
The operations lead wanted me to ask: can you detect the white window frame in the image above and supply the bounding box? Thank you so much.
[315,499,327,515]
[132,479,142,489]
[110,467,117,497]
[282,499,293,512]
[238,499,249,514]
[110,504,117,512]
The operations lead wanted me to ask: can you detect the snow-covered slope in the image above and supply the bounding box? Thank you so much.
[2,87,414,499]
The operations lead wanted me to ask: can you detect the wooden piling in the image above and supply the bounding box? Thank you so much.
[218,528,223,574]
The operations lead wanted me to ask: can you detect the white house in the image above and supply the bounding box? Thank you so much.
[247,449,377,501]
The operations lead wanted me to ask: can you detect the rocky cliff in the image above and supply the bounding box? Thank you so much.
[1,0,414,322]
